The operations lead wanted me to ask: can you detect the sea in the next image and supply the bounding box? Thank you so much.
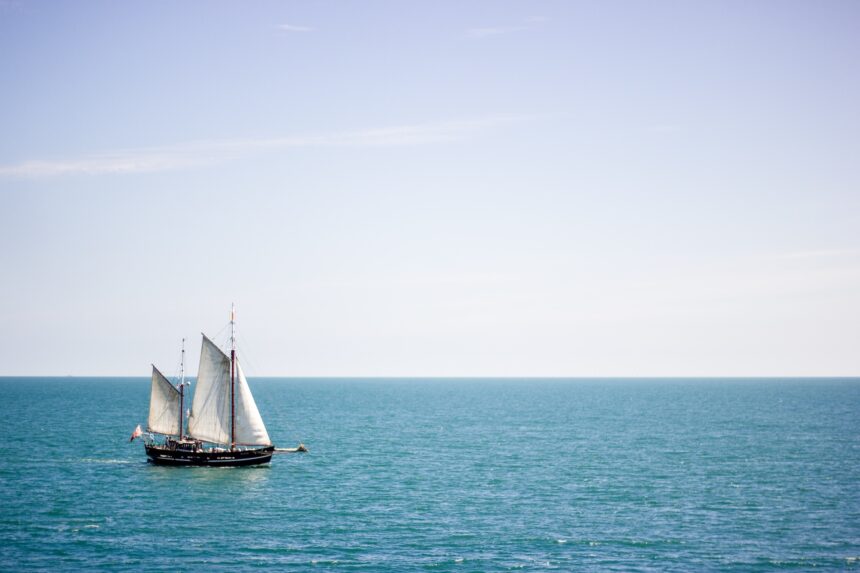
[0,377,858,572]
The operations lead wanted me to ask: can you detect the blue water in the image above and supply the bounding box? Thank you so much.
[0,378,858,571]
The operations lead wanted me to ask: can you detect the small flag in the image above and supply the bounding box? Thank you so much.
[129,424,142,442]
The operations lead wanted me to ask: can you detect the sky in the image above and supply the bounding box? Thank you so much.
[1,0,858,377]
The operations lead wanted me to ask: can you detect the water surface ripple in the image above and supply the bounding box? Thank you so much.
[1,378,858,571]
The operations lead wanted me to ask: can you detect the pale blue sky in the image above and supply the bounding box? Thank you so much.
[1,1,858,376]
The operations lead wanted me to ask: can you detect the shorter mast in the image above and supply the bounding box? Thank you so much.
[179,338,185,440]
[230,304,236,451]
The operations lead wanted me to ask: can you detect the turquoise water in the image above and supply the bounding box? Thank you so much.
[0,378,858,571]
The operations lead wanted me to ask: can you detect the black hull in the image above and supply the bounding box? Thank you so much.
[145,444,275,467]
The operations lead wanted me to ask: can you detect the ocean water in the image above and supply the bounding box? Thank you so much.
[0,378,858,571]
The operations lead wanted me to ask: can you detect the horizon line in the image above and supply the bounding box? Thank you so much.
[1,375,858,380]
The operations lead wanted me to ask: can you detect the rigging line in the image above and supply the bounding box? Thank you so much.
[205,322,232,355]
[231,320,259,375]
[235,343,259,376]
[208,321,230,347]
[234,329,259,374]
[239,329,271,377]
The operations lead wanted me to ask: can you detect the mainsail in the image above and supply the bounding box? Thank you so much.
[148,366,181,436]
[188,334,271,446]
[188,335,231,444]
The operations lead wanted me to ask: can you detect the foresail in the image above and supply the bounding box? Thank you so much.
[234,363,272,446]
[187,335,232,445]
[148,366,181,436]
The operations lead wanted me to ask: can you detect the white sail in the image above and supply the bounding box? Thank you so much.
[187,335,232,445]
[234,363,272,446]
[148,365,181,436]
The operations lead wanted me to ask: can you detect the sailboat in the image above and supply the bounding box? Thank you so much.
[138,307,305,466]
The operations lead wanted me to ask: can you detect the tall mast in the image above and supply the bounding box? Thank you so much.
[230,303,236,451]
[179,338,185,440]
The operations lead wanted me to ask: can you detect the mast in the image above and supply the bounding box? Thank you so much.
[230,303,236,451]
[179,338,185,439]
